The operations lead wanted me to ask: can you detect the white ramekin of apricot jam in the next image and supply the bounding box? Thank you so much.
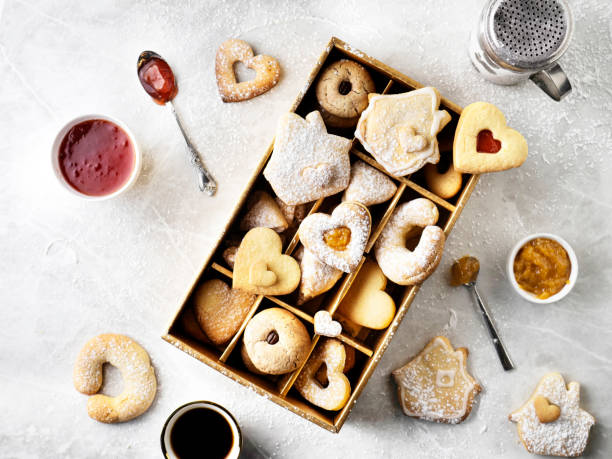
[507,233,578,304]
[51,114,141,200]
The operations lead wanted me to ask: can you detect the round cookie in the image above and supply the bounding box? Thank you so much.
[424,162,462,199]
[316,60,375,128]
[73,334,157,423]
[242,308,311,375]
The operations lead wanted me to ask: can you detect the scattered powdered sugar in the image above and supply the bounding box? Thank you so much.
[509,373,595,457]
[342,160,397,206]
[299,202,371,273]
[240,190,288,232]
[263,111,351,205]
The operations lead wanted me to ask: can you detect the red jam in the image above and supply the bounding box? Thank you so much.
[59,119,135,196]
[477,129,502,153]
[138,57,177,104]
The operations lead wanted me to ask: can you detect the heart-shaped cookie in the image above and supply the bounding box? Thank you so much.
[342,160,397,207]
[193,279,256,346]
[233,227,301,295]
[215,39,280,102]
[533,395,561,423]
[314,310,342,337]
[453,102,527,174]
[299,202,371,273]
[337,260,396,329]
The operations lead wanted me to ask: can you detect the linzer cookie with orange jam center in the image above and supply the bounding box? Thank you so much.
[392,336,481,424]
[299,201,371,273]
[342,160,397,207]
[263,111,352,205]
[355,87,452,176]
[509,372,595,457]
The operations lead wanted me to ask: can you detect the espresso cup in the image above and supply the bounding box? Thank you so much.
[161,401,242,459]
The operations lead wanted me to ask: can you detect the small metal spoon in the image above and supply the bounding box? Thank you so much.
[452,257,515,371]
[137,50,217,195]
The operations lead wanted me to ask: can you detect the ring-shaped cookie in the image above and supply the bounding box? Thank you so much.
[73,334,157,423]
[374,198,445,285]
[316,60,375,125]
[242,308,311,375]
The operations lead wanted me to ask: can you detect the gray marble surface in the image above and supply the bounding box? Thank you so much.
[1,0,611,457]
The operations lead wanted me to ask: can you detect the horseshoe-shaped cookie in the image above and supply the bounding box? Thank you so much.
[374,198,445,285]
[73,334,157,423]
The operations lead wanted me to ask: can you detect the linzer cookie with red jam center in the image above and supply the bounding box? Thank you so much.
[392,336,481,424]
[509,372,595,457]
[355,87,452,176]
[453,102,527,173]
[264,111,352,205]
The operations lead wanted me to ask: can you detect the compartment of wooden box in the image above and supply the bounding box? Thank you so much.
[163,37,479,433]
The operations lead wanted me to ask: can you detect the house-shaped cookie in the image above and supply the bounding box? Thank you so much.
[264,111,351,205]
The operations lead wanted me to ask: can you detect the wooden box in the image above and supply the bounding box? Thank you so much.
[163,37,479,433]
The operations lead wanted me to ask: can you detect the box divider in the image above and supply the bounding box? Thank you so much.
[365,182,407,253]
[219,295,264,362]
[443,174,479,235]
[285,198,325,255]
[382,79,395,94]
[279,335,321,396]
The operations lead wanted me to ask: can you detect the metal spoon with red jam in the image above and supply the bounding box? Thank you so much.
[137,51,217,195]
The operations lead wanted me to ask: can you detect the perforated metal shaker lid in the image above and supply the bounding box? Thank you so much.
[484,0,573,70]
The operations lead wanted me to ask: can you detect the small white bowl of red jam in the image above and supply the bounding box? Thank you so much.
[51,114,141,200]
[507,233,578,304]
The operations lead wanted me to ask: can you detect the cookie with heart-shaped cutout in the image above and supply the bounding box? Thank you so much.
[295,338,351,411]
[509,372,595,457]
[263,111,352,205]
[374,198,445,285]
[233,227,301,295]
[314,310,342,337]
[392,336,481,424]
[215,39,280,102]
[453,102,527,174]
[294,247,343,305]
[342,160,397,207]
[193,279,256,346]
[299,202,371,273]
[355,87,452,176]
[337,260,396,329]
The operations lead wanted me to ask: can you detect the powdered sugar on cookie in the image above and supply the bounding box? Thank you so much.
[343,160,397,206]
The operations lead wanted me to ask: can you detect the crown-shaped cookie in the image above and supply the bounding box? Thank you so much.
[355,87,451,176]
[264,111,352,205]
[509,372,595,457]
[392,336,481,424]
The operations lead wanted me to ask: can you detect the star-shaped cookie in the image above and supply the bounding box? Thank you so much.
[509,372,595,457]
[264,111,352,205]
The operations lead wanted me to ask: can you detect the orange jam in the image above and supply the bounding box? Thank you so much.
[323,227,351,251]
[450,256,480,286]
[513,238,571,299]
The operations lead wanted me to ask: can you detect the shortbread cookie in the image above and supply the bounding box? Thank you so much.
[180,307,209,343]
[295,338,351,411]
[233,228,301,295]
[374,198,445,285]
[263,111,352,205]
[392,336,481,424]
[73,334,157,423]
[222,246,238,269]
[299,201,371,273]
[294,246,343,305]
[355,87,452,176]
[509,372,595,457]
[242,308,311,375]
[343,160,397,207]
[215,39,280,102]
[453,102,527,174]
[314,310,342,337]
[193,279,255,346]
[240,190,288,233]
[424,162,462,199]
[337,259,396,329]
[316,60,375,128]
